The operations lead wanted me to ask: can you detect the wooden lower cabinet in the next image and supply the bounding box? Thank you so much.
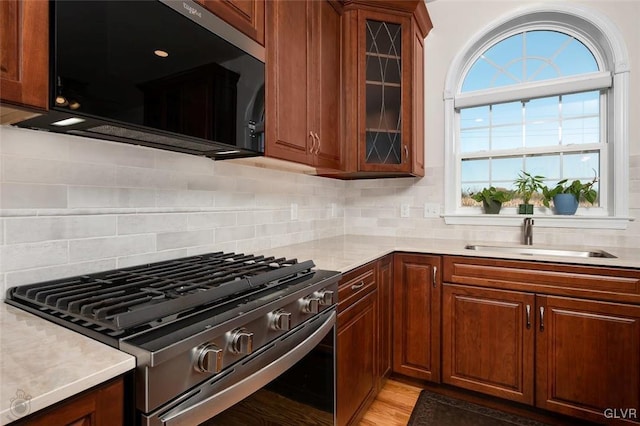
[377,254,393,388]
[442,255,640,425]
[337,289,377,426]
[14,377,124,426]
[393,253,441,382]
[536,295,640,424]
[442,284,535,404]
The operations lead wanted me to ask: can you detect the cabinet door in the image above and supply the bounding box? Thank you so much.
[536,295,640,423]
[265,0,312,164]
[411,20,425,176]
[196,0,264,45]
[393,253,440,381]
[337,290,377,426]
[358,11,412,174]
[313,0,342,170]
[0,0,48,112]
[442,284,535,405]
[377,255,393,386]
[17,378,123,426]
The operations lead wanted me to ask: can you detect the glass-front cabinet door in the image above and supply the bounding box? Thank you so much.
[365,20,403,165]
[358,11,412,174]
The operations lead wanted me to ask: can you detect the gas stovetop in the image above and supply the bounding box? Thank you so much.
[5,252,324,343]
[5,250,341,417]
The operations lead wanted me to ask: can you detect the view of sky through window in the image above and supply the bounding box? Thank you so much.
[458,30,602,206]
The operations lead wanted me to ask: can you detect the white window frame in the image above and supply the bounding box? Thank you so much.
[442,4,631,229]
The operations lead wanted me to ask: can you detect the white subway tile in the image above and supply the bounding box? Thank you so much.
[67,137,156,168]
[215,225,255,243]
[118,213,188,235]
[4,259,117,288]
[69,235,155,262]
[5,216,116,243]
[116,249,190,268]
[0,127,69,160]
[1,241,69,271]
[157,230,213,251]
[187,241,238,255]
[188,212,237,229]
[154,150,215,175]
[116,166,185,189]
[215,192,256,208]
[156,190,214,208]
[68,187,119,208]
[0,183,67,209]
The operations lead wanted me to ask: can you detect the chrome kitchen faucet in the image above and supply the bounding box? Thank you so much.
[523,218,534,245]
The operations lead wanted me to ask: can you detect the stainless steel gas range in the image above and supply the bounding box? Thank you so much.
[5,252,341,425]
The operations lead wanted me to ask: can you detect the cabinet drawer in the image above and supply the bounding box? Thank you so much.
[443,256,640,304]
[338,263,377,313]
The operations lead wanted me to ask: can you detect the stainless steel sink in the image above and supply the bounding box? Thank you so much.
[465,244,617,258]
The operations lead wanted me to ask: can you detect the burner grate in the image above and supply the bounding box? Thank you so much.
[8,252,314,333]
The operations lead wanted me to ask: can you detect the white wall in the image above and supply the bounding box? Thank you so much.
[0,127,345,297]
[346,0,640,248]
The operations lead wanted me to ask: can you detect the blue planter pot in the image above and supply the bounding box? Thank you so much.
[553,194,578,215]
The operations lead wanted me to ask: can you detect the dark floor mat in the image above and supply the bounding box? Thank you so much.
[407,391,550,426]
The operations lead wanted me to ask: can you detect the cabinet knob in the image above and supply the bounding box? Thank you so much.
[314,132,320,154]
[404,145,409,161]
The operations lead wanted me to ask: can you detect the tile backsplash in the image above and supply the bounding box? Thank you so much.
[0,127,345,294]
[1,126,639,298]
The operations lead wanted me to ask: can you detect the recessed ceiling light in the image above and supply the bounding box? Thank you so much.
[154,49,169,58]
[51,117,86,126]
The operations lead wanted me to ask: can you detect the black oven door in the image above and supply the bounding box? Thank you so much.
[142,309,335,426]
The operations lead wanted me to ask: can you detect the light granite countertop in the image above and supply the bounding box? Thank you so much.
[0,304,135,425]
[0,234,637,423]
[261,235,640,272]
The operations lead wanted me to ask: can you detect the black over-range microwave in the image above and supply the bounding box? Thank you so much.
[18,0,265,159]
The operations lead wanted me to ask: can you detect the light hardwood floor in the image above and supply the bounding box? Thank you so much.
[359,379,422,426]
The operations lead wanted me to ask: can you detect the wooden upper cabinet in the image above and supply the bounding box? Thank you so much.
[265,0,342,170]
[536,295,640,424]
[393,253,441,382]
[0,0,48,118]
[195,0,265,45]
[336,0,431,178]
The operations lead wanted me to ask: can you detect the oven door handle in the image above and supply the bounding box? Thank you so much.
[149,310,335,426]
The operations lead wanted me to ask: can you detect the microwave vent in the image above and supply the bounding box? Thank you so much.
[71,125,218,153]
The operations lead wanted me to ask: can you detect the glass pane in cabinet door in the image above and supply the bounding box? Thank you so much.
[366,131,402,164]
[365,20,402,165]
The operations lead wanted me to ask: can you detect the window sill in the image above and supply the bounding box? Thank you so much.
[443,213,634,229]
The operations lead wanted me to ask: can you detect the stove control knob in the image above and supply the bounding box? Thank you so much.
[229,328,254,355]
[316,290,335,306]
[195,344,223,374]
[270,310,292,331]
[302,297,320,314]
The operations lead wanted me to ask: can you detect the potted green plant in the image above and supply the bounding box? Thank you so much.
[513,171,544,214]
[470,186,512,214]
[542,176,598,215]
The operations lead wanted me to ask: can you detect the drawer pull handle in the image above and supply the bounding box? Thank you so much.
[526,304,531,329]
[432,266,437,288]
[539,306,545,331]
[351,281,365,290]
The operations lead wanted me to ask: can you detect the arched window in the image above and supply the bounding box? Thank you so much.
[443,5,630,228]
